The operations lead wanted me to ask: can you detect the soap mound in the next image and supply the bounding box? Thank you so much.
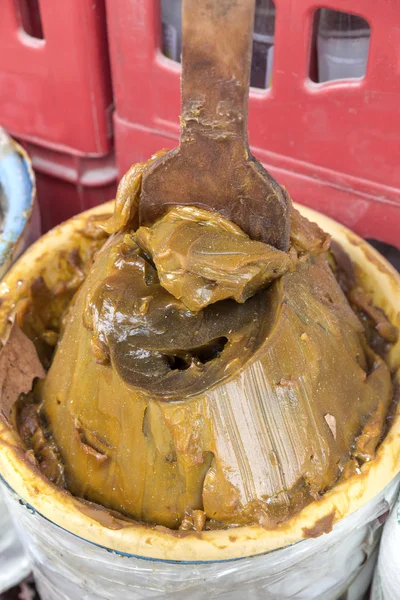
[27,208,394,529]
[12,157,397,531]
[83,230,276,397]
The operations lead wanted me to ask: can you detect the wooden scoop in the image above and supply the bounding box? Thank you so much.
[139,0,290,250]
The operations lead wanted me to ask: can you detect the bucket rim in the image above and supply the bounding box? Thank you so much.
[0,202,399,561]
[0,128,36,279]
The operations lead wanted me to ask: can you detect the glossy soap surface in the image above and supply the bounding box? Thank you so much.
[31,169,393,529]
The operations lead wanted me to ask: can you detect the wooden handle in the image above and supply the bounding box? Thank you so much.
[139,0,290,251]
[180,0,255,147]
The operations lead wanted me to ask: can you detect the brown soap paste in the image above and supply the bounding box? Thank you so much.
[135,205,295,311]
[14,155,397,532]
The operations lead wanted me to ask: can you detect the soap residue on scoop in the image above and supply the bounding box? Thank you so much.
[135,205,296,311]
[10,152,398,532]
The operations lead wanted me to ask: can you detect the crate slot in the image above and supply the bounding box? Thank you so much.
[159,0,276,90]
[311,8,370,83]
[16,0,44,40]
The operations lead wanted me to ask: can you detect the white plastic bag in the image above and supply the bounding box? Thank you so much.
[3,475,399,600]
[0,483,31,593]
[371,490,400,600]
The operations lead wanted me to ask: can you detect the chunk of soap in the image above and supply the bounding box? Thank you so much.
[135,206,294,311]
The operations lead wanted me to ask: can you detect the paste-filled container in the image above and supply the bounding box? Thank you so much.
[0,203,399,600]
[0,128,39,592]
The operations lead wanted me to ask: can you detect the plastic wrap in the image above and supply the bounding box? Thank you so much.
[2,475,399,600]
[371,490,400,599]
[0,483,30,593]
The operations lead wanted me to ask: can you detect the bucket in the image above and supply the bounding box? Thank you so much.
[0,203,399,600]
[0,127,39,591]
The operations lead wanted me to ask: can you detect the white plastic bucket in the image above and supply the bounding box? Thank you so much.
[0,204,398,599]
[2,473,399,600]
[0,482,30,593]
[371,491,400,599]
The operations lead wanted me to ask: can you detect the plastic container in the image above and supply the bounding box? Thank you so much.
[317,9,370,82]
[105,0,400,246]
[0,484,30,593]
[0,0,113,156]
[16,140,118,232]
[0,129,40,275]
[0,128,40,592]
[0,0,116,231]
[0,203,399,599]
[1,474,398,600]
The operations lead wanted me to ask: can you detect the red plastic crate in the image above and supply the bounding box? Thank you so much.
[0,0,113,156]
[17,141,118,232]
[105,0,400,247]
[35,171,117,233]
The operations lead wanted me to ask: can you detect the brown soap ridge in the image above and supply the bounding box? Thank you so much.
[18,400,65,487]
[0,321,45,423]
[102,150,168,235]
[290,206,331,254]
[302,509,336,538]
[330,239,399,359]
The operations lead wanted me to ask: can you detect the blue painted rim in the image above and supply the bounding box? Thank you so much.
[0,131,35,272]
